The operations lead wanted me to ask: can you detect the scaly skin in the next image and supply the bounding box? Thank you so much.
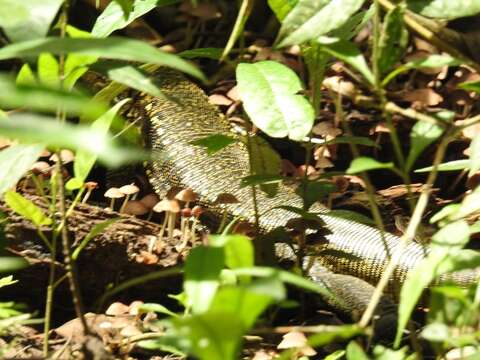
[128,69,479,313]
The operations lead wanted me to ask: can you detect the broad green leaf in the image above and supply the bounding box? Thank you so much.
[308,324,363,348]
[0,276,17,288]
[330,5,374,40]
[406,0,480,20]
[316,38,374,85]
[247,135,282,197]
[225,235,254,270]
[420,323,449,342]
[430,203,461,224]
[377,6,408,77]
[277,0,366,47]
[468,134,480,177]
[406,120,444,172]
[96,64,166,98]
[184,246,224,314]
[0,144,44,196]
[74,99,131,183]
[435,249,480,275]
[72,218,121,260]
[346,156,394,174]
[16,64,37,86]
[458,80,480,93]
[92,0,179,37]
[138,303,178,318]
[296,180,336,209]
[268,0,299,21]
[210,281,281,328]
[37,52,59,88]
[450,187,480,221]
[142,312,243,360]
[415,159,469,173]
[4,191,51,226]
[236,61,314,141]
[115,0,134,17]
[191,134,237,155]
[430,220,470,251]
[179,48,223,60]
[0,75,106,119]
[0,0,63,42]
[346,341,369,360]
[0,258,28,273]
[222,0,253,60]
[0,37,204,81]
[0,113,143,167]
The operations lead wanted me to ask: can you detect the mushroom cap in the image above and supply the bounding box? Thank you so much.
[30,161,51,174]
[140,193,160,209]
[213,192,239,205]
[119,183,140,195]
[175,188,198,202]
[153,199,180,213]
[84,181,98,190]
[104,187,125,199]
[123,200,150,216]
[181,207,192,217]
[49,149,75,164]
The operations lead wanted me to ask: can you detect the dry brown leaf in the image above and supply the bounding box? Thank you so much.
[136,250,159,265]
[400,88,443,106]
[208,94,233,106]
[277,330,317,356]
[226,85,240,101]
[312,121,342,139]
[323,76,357,98]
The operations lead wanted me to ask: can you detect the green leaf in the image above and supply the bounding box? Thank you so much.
[431,220,470,251]
[16,64,37,86]
[0,113,144,167]
[96,64,166,98]
[420,323,449,342]
[308,324,364,348]
[277,0,366,47]
[179,48,223,60]
[224,235,254,270]
[138,302,178,318]
[0,144,44,197]
[4,191,52,226]
[406,0,480,20]
[115,0,134,18]
[210,280,281,328]
[191,134,237,155]
[377,6,408,77]
[37,52,59,88]
[0,0,63,42]
[236,61,314,141]
[415,159,469,173]
[143,312,243,360]
[74,99,130,185]
[449,187,480,222]
[346,156,394,174]
[430,203,461,224]
[324,135,378,147]
[468,134,480,177]
[406,120,444,172]
[325,209,375,226]
[330,5,374,40]
[316,38,374,85]
[0,74,106,119]
[72,218,121,260]
[458,80,480,93]
[0,258,28,273]
[184,246,225,314]
[268,0,299,21]
[346,341,369,360]
[92,0,179,38]
[0,37,204,81]
[296,180,336,209]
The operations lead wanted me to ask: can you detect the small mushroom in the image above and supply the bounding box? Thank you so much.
[104,187,125,210]
[81,181,98,204]
[175,188,198,209]
[49,149,75,164]
[123,200,149,216]
[213,193,239,232]
[191,205,204,243]
[140,193,160,221]
[153,198,181,244]
[119,184,140,213]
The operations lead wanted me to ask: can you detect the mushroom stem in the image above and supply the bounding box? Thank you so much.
[110,198,116,210]
[119,194,131,213]
[82,189,93,204]
[167,212,176,242]
[158,212,169,243]
[218,209,228,233]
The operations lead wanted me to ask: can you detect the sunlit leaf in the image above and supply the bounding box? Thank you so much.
[184,246,224,314]
[0,113,143,167]
[4,191,51,226]
[0,37,204,81]
[277,0,366,47]
[92,0,179,38]
[346,157,394,173]
[468,134,480,177]
[237,61,314,141]
[406,0,480,19]
[415,159,469,173]
[268,0,299,21]
[0,144,44,197]
[138,303,178,318]
[0,258,28,273]
[37,52,59,88]
[316,38,374,85]
[406,120,444,172]
[346,340,369,360]
[0,0,63,42]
